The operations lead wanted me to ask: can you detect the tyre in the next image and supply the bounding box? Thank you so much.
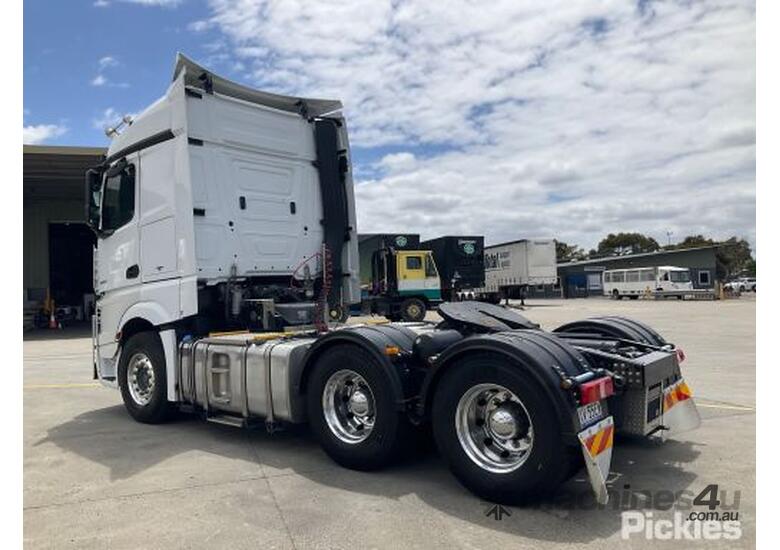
[400,298,426,322]
[118,331,171,424]
[328,304,350,323]
[432,353,573,504]
[629,295,639,300]
[307,344,409,470]
[739,285,746,293]
[612,289,621,300]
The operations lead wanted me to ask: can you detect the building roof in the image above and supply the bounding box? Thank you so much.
[24,145,107,202]
[23,145,107,156]
[558,244,723,268]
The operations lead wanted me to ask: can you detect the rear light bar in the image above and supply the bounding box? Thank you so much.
[579,376,615,405]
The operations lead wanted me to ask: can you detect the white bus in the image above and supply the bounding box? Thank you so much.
[603,266,693,299]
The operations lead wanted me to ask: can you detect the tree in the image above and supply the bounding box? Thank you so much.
[716,237,754,280]
[669,235,714,250]
[555,241,587,262]
[596,233,660,256]
[671,234,755,280]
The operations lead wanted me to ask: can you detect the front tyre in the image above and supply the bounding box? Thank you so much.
[118,331,171,424]
[307,345,408,470]
[432,354,572,504]
[400,298,426,322]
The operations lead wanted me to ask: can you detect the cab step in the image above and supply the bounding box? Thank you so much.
[206,414,247,428]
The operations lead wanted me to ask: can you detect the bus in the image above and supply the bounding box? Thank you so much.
[603,266,693,299]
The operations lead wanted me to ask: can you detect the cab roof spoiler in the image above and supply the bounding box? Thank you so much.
[172,52,343,118]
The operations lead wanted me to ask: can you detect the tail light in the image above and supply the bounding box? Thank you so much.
[676,347,686,363]
[580,376,615,405]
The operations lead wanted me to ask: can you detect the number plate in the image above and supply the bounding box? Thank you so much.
[578,401,605,428]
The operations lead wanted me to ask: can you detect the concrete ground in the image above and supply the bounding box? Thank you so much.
[24,296,756,549]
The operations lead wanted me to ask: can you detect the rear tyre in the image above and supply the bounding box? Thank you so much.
[400,298,426,322]
[118,331,171,424]
[432,353,571,504]
[307,345,408,470]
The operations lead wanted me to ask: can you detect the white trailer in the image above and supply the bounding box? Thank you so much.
[85,55,701,505]
[476,239,557,303]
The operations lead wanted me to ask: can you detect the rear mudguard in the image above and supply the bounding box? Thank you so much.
[554,316,669,347]
[418,330,592,441]
[297,324,420,411]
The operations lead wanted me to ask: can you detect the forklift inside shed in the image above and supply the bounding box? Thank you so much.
[23,145,106,330]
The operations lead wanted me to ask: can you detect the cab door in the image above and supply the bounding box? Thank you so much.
[94,154,140,354]
[397,251,426,296]
[94,155,140,297]
[423,253,442,300]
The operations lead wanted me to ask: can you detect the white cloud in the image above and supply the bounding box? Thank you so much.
[188,20,211,32]
[201,0,756,250]
[23,124,67,144]
[91,56,128,88]
[98,56,118,69]
[377,152,417,174]
[91,74,107,87]
[93,0,110,7]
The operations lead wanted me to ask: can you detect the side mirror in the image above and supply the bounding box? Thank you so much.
[85,168,103,235]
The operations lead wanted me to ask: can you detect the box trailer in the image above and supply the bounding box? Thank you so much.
[477,239,558,303]
[420,236,485,301]
[85,54,701,506]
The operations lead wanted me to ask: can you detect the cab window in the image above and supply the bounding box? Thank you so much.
[425,255,438,277]
[406,256,422,270]
[101,162,136,231]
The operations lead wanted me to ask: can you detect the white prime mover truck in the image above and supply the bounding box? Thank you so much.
[476,239,558,303]
[86,55,700,505]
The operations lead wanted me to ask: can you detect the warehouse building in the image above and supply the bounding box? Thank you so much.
[557,245,723,298]
[23,145,106,328]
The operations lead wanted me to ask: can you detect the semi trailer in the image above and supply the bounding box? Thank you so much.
[87,54,701,505]
[476,239,558,303]
[420,236,485,301]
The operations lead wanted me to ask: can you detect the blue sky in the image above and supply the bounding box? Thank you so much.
[24,0,220,145]
[23,0,756,251]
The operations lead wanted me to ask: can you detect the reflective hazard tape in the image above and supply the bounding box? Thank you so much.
[582,422,614,458]
[664,380,693,412]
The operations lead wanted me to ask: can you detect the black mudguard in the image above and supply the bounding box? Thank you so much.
[553,316,669,347]
[418,330,592,440]
[298,324,420,411]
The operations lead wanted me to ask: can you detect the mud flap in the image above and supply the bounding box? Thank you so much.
[578,416,614,505]
[661,379,701,440]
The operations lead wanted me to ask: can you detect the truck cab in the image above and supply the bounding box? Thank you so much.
[86,53,360,387]
[364,247,441,321]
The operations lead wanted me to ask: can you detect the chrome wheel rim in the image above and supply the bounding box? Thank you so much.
[127,352,156,406]
[322,369,376,444]
[455,383,534,473]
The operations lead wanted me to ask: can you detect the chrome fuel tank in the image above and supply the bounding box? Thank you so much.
[178,334,318,423]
